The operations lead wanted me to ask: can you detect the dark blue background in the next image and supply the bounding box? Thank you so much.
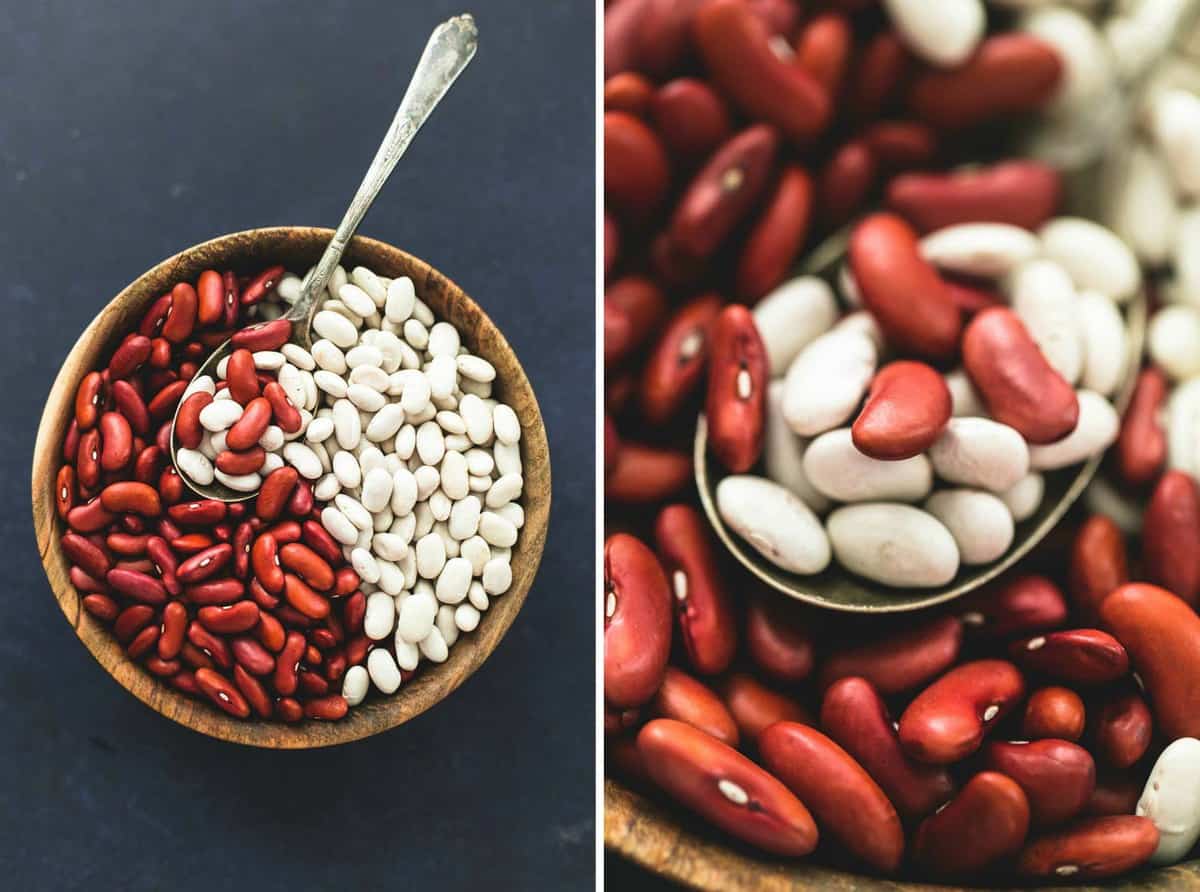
[0,1,594,888]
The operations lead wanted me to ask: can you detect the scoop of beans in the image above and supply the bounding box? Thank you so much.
[58,268,361,722]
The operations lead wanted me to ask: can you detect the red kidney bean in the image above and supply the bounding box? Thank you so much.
[962,307,1079,443]
[215,448,266,476]
[605,534,672,707]
[1100,583,1200,740]
[286,481,313,517]
[1116,367,1168,486]
[255,612,286,653]
[310,628,336,650]
[959,575,1067,641]
[169,533,211,554]
[227,634,274,676]
[301,520,342,564]
[185,578,245,606]
[985,739,1096,828]
[263,381,302,433]
[230,664,272,718]
[197,601,260,637]
[899,660,1025,764]
[272,697,302,723]
[225,397,271,451]
[604,111,670,222]
[82,594,119,622]
[195,269,224,325]
[668,125,779,262]
[1010,629,1128,686]
[66,499,115,534]
[1086,773,1143,818]
[1142,470,1200,605]
[638,718,818,856]
[126,623,160,658]
[55,465,76,520]
[220,271,240,328]
[278,543,334,592]
[1023,687,1086,742]
[63,533,111,579]
[792,12,850,95]
[146,379,187,420]
[161,282,198,343]
[640,293,721,425]
[735,164,812,303]
[849,213,960,360]
[705,305,767,473]
[225,349,259,405]
[819,615,962,696]
[111,381,150,435]
[333,566,360,598]
[342,591,367,635]
[605,442,692,505]
[72,566,109,594]
[239,265,284,305]
[180,643,213,671]
[743,595,814,685]
[75,371,105,431]
[114,604,156,643]
[305,695,348,721]
[942,276,1003,317]
[852,361,952,461]
[283,573,330,620]
[100,481,161,517]
[147,337,171,368]
[168,499,227,526]
[817,138,876,228]
[144,536,181,595]
[187,622,232,669]
[173,391,213,450]
[847,31,909,121]
[144,656,179,678]
[606,277,667,358]
[193,667,250,717]
[1068,516,1128,621]
[650,667,738,747]
[604,71,654,116]
[109,334,153,380]
[1091,690,1153,770]
[76,429,101,489]
[693,0,828,145]
[887,160,1061,233]
[861,121,938,172]
[907,34,1062,130]
[138,293,172,337]
[230,318,291,351]
[651,78,731,163]
[255,466,298,522]
[274,631,306,696]
[760,721,904,873]
[156,600,188,661]
[232,521,253,579]
[1016,816,1159,880]
[106,568,167,604]
[912,772,1031,876]
[718,673,811,744]
[821,677,954,821]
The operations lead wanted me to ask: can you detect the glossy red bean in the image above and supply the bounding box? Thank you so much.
[76,429,101,489]
[899,660,1025,764]
[604,71,654,116]
[705,305,767,473]
[852,361,952,461]
[301,520,342,564]
[195,269,225,325]
[960,574,1069,639]
[1016,816,1159,880]
[168,499,227,525]
[230,318,291,351]
[912,772,1031,876]
[225,397,271,451]
[668,125,779,262]
[1068,516,1128,621]
[75,371,105,430]
[819,615,962,695]
[239,265,284,305]
[693,0,829,144]
[1023,687,1086,742]
[1010,629,1128,686]
[107,568,168,604]
[161,282,198,343]
[82,593,119,622]
[985,739,1096,828]
[263,381,302,433]
[638,719,818,856]
[1142,470,1200,605]
[283,573,330,620]
[225,349,259,405]
[650,667,738,747]
[193,667,250,717]
[215,447,266,476]
[111,380,150,435]
[1116,368,1168,486]
[184,578,245,606]
[187,622,232,669]
[792,12,850,95]
[821,677,954,821]
[849,213,960,360]
[147,379,188,420]
[604,111,670,222]
[274,631,306,696]
[66,499,115,534]
[736,165,812,303]
[761,722,904,873]
[847,32,910,121]
[640,293,721,425]
[279,543,334,592]
[100,481,161,516]
[605,442,692,505]
[605,533,672,708]
[108,333,153,380]
[255,466,298,522]
[173,392,213,450]
[817,138,876,227]
[113,604,156,643]
[157,601,188,661]
[62,532,111,579]
[743,595,814,685]
[887,160,1061,233]
[651,78,731,162]
[1091,690,1153,769]
[254,612,286,653]
[1100,583,1200,740]
[55,465,76,520]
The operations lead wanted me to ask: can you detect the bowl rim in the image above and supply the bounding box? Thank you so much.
[32,225,551,748]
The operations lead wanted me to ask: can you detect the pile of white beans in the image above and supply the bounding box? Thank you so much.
[715,216,1136,589]
[183,265,524,706]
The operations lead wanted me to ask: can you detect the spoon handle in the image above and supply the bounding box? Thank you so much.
[292,13,479,324]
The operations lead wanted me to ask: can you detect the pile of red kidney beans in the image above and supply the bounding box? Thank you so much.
[58,268,361,722]
[605,0,1200,883]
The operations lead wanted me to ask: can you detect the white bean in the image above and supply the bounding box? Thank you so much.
[367,647,401,694]
[364,591,396,640]
[924,489,1015,565]
[827,503,960,587]
[929,417,1030,492]
[921,223,1040,278]
[715,475,831,575]
[803,428,933,503]
[752,276,837,377]
[782,329,877,437]
[1137,737,1200,865]
[1028,390,1119,470]
[1039,216,1141,303]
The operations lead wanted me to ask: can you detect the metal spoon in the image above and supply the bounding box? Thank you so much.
[694,225,1147,614]
[170,14,478,502]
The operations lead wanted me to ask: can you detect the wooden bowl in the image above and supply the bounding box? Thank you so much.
[32,227,551,748]
[606,781,1200,890]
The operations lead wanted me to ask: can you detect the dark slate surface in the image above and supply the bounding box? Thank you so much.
[0,2,594,887]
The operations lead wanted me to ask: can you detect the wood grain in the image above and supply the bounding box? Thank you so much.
[33,227,550,748]
[606,781,1200,891]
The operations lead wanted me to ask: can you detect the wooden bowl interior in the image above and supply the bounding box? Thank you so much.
[32,227,550,748]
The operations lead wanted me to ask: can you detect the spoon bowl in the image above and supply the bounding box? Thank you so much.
[33,226,550,747]
[694,229,1147,614]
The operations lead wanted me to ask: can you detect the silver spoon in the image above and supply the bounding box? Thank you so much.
[171,14,478,502]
